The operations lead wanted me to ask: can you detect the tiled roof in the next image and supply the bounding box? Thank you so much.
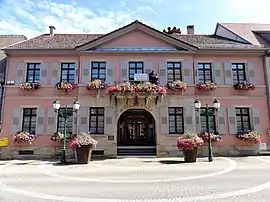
[0,35,27,48]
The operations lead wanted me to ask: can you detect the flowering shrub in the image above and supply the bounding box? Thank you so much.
[198,131,222,142]
[13,131,36,144]
[86,79,108,98]
[55,82,76,92]
[176,133,204,151]
[51,132,74,142]
[233,81,255,91]
[70,132,98,150]
[236,131,261,144]
[19,82,40,91]
[196,82,217,91]
[167,80,187,91]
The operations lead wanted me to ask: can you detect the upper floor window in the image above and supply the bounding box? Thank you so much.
[26,63,40,83]
[236,108,251,132]
[200,108,216,132]
[22,108,37,134]
[57,108,73,134]
[197,63,212,83]
[89,107,104,134]
[91,62,106,81]
[167,62,182,83]
[168,107,184,134]
[129,61,143,81]
[232,63,246,84]
[60,63,75,83]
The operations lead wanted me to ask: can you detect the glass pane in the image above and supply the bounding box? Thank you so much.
[169,121,175,127]
[175,108,182,114]
[169,127,176,133]
[129,63,135,68]
[92,62,99,68]
[98,116,104,121]
[97,127,104,133]
[167,63,173,68]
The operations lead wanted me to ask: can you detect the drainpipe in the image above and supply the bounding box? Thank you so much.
[263,50,270,120]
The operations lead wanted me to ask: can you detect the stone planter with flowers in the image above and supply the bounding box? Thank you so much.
[55,82,76,92]
[86,79,108,98]
[196,81,217,92]
[13,131,37,145]
[236,131,261,144]
[70,132,98,164]
[167,80,187,95]
[19,82,40,91]
[233,81,255,91]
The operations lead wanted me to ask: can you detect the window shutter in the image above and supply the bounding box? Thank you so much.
[158,61,167,85]
[195,110,201,133]
[251,107,261,133]
[194,61,199,83]
[120,60,128,82]
[82,60,90,84]
[247,62,256,84]
[12,108,22,133]
[160,105,168,135]
[46,108,56,134]
[40,62,48,85]
[16,62,25,85]
[79,106,89,133]
[72,113,78,135]
[228,107,237,134]
[105,106,114,135]
[50,62,60,84]
[106,61,114,86]
[224,62,233,85]
[182,60,193,84]
[213,62,223,84]
[74,61,79,84]
[217,107,227,135]
[184,106,195,132]
[36,107,45,134]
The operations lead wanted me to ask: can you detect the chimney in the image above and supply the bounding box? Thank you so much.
[49,26,56,36]
[187,25,194,35]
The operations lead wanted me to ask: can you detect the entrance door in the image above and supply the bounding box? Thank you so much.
[117,109,156,147]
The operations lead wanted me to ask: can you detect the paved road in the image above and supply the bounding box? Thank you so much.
[0,156,270,202]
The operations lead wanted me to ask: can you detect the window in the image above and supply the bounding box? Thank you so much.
[167,62,182,83]
[236,108,251,132]
[91,62,106,81]
[22,108,37,133]
[89,107,104,134]
[129,62,143,81]
[57,108,73,134]
[168,107,184,134]
[197,63,212,83]
[200,108,217,132]
[60,63,75,83]
[26,63,40,83]
[232,63,246,84]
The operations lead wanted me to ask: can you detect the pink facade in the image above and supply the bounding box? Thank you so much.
[1,21,269,159]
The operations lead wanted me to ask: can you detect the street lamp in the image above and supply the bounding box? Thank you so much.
[53,99,80,164]
[194,98,220,162]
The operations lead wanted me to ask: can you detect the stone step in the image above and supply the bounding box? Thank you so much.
[259,151,270,156]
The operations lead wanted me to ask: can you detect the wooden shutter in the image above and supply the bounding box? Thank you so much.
[194,61,199,83]
[40,62,48,84]
[12,108,22,133]
[252,107,261,133]
[224,62,233,85]
[82,60,90,84]
[36,107,45,134]
[217,107,227,135]
[120,60,128,82]
[184,106,195,132]
[72,113,78,135]
[16,62,25,84]
[247,62,256,84]
[182,60,193,84]
[228,107,237,135]
[213,62,223,84]
[160,105,168,135]
[74,61,79,84]
[195,110,201,133]
[50,62,60,84]
[158,61,167,85]
[104,106,114,135]
[46,108,56,134]
[79,106,89,133]
[106,61,114,86]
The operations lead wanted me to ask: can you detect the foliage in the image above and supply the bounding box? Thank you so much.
[13,131,36,144]
[167,80,187,91]
[51,132,75,142]
[198,131,222,142]
[19,82,40,91]
[86,79,108,90]
[236,131,261,144]
[55,82,76,92]
[233,81,255,91]
[70,132,98,150]
[196,82,217,91]
[176,132,204,151]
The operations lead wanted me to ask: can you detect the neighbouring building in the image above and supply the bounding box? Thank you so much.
[1,20,269,159]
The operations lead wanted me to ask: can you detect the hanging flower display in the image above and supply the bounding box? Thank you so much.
[13,131,37,144]
[55,82,76,92]
[198,131,222,143]
[236,131,261,144]
[196,81,217,91]
[233,81,255,91]
[167,80,187,93]
[19,82,40,91]
[86,79,108,98]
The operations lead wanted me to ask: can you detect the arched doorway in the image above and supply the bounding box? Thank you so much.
[117,109,156,156]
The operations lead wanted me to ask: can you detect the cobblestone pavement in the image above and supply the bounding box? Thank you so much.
[0,156,270,202]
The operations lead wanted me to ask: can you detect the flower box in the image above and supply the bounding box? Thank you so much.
[86,79,108,98]
[233,81,255,91]
[198,132,222,143]
[19,82,40,91]
[167,80,187,94]
[51,132,75,143]
[13,131,37,145]
[55,82,76,92]
[236,131,261,144]
[196,82,217,91]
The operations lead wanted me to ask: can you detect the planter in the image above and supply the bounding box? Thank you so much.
[182,148,198,163]
[76,145,92,164]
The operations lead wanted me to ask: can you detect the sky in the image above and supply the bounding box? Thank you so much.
[0,0,269,39]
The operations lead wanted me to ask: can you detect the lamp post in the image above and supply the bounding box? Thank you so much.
[52,99,80,164]
[194,98,220,162]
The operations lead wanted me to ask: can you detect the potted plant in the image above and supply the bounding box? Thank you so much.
[13,131,37,144]
[196,81,217,91]
[236,131,261,144]
[51,132,74,142]
[176,132,204,163]
[19,82,40,91]
[167,80,187,94]
[198,131,222,143]
[70,132,98,164]
[86,79,108,98]
[55,82,76,92]
[233,81,255,91]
